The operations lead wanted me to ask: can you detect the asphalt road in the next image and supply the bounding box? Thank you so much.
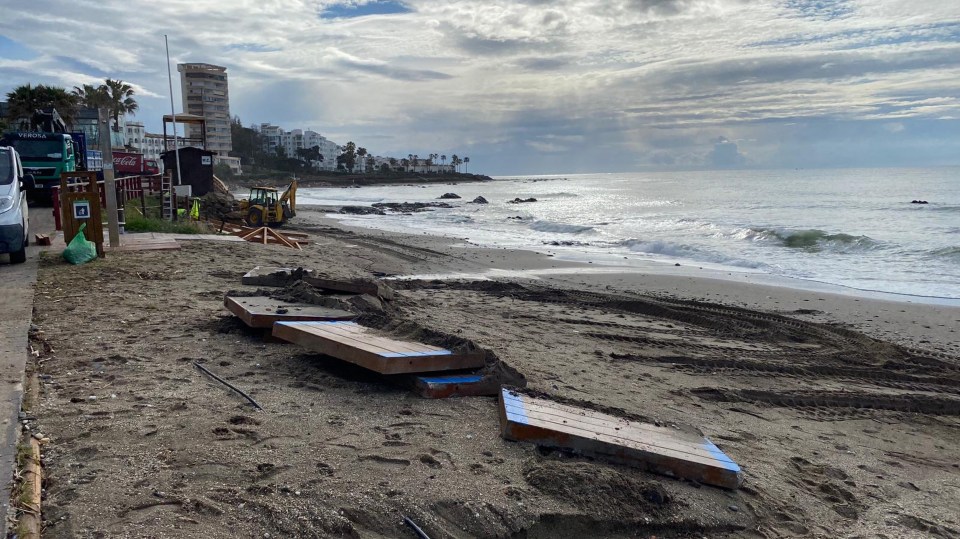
[0,204,56,533]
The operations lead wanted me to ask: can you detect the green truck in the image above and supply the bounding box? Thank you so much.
[0,131,78,193]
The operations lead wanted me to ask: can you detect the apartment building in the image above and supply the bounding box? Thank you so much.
[259,123,340,171]
[178,63,233,162]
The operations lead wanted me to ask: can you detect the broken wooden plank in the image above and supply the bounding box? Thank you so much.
[303,274,394,299]
[497,388,743,489]
[242,266,315,287]
[224,296,355,328]
[272,321,485,375]
[408,372,500,398]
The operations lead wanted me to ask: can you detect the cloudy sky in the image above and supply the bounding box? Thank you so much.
[1,0,959,174]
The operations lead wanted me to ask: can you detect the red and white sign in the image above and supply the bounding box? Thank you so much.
[112,151,144,175]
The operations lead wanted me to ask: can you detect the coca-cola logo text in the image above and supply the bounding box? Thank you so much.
[114,156,140,166]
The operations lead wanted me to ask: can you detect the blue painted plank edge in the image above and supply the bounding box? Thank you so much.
[418,375,485,385]
[501,389,529,424]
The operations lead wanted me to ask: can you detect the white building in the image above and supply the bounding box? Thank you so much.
[260,123,341,171]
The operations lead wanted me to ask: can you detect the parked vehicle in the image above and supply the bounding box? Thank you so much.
[0,132,77,193]
[0,146,35,264]
[237,180,297,227]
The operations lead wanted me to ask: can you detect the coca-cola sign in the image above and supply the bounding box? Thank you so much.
[112,152,144,175]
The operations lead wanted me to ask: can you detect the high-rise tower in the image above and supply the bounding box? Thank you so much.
[177,63,232,157]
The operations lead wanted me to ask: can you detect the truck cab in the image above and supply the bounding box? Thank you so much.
[0,132,77,193]
[0,146,34,264]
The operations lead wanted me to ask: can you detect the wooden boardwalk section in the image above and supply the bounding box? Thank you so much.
[272,321,486,375]
[408,372,499,398]
[224,296,354,328]
[498,388,743,489]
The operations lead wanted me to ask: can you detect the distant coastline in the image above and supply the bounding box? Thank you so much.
[226,171,493,189]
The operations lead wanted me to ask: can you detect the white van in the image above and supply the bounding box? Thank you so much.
[0,146,34,264]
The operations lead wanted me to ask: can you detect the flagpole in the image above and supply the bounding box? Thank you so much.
[164,34,183,188]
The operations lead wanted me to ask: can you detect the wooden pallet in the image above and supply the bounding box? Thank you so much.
[498,388,743,489]
[224,296,355,328]
[407,372,500,398]
[272,321,486,375]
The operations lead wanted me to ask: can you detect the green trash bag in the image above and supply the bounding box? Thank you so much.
[63,223,98,265]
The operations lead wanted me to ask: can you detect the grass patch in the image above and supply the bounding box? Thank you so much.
[124,215,207,234]
[122,195,208,234]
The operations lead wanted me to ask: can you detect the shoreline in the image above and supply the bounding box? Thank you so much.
[295,204,960,306]
[290,207,960,352]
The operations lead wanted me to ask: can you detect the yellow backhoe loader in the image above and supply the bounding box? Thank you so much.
[238,180,297,227]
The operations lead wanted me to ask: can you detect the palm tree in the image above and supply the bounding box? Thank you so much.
[103,79,139,132]
[357,147,368,172]
[407,154,413,172]
[464,156,470,173]
[73,83,109,110]
[441,154,447,169]
[5,84,79,130]
[451,154,459,173]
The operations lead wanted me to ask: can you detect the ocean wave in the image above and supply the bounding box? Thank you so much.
[528,220,595,234]
[929,246,960,260]
[534,192,580,198]
[741,228,880,252]
[618,239,764,268]
[930,205,960,212]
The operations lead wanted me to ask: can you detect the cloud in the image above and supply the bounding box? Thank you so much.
[707,136,748,167]
[0,0,958,174]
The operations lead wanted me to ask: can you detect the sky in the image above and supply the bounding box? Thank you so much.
[1,0,959,175]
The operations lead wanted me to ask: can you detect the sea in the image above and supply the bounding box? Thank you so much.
[296,168,960,301]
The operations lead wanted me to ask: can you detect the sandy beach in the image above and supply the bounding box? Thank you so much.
[25,206,960,538]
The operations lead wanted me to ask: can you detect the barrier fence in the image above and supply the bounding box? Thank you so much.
[53,174,164,231]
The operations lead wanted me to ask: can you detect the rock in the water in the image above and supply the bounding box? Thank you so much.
[507,197,537,204]
[339,205,386,215]
[470,196,488,204]
[911,200,929,204]
[438,192,461,199]
[372,202,453,212]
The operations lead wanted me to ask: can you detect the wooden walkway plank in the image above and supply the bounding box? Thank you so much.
[224,296,354,329]
[408,372,500,399]
[272,321,486,375]
[498,389,743,489]
[282,322,450,358]
[307,322,447,354]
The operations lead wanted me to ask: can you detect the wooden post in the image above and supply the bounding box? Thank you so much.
[19,437,42,539]
[98,108,121,246]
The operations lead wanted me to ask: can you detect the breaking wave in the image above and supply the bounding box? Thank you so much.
[528,221,595,234]
[929,246,960,261]
[618,239,763,268]
[741,228,880,252]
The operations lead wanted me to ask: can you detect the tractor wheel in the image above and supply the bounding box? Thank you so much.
[246,207,264,227]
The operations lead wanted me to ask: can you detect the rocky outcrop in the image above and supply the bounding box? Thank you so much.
[470,196,488,204]
[372,202,453,212]
[339,205,386,215]
[507,197,537,204]
[438,193,461,199]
